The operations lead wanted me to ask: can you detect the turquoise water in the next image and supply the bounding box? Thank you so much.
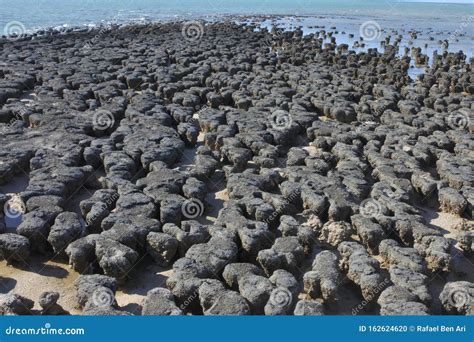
[0,0,472,30]
[0,0,472,60]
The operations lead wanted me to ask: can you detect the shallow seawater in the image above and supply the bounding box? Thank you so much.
[1,1,470,82]
[0,0,472,40]
[0,1,471,79]
[254,14,473,76]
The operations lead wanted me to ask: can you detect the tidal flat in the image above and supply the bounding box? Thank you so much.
[0,18,473,316]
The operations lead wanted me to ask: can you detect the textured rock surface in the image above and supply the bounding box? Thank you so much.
[0,18,472,316]
[141,288,183,315]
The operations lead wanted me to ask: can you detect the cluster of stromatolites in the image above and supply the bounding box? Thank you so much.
[0,21,472,316]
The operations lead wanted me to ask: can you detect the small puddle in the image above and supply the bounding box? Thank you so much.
[0,173,29,194]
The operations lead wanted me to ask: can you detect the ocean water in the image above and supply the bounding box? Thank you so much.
[0,0,472,63]
[0,0,472,30]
